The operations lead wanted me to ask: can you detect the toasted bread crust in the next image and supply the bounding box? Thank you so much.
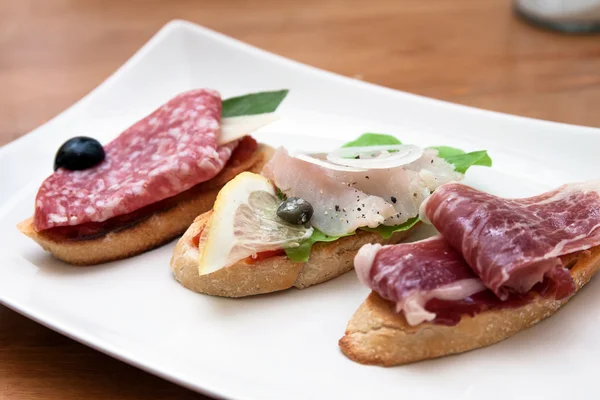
[17,145,274,266]
[339,247,600,366]
[170,213,418,297]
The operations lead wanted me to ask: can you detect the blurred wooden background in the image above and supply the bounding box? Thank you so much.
[1,0,599,399]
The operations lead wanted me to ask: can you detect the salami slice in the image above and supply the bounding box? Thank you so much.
[34,89,238,231]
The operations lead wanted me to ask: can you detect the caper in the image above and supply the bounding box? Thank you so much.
[54,136,105,171]
[277,197,314,225]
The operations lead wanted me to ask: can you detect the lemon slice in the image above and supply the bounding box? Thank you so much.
[198,172,313,275]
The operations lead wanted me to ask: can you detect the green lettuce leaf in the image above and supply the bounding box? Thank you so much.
[285,229,355,263]
[222,90,289,118]
[359,217,419,239]
[341,133,401,147]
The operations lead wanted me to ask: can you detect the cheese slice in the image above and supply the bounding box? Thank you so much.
[218,113,279,145]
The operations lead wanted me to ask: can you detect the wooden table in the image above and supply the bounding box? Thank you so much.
[1,0,599,398]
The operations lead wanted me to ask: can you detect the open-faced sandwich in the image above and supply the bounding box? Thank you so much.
[18,89,288,265]
[340,180,600,366]
[170,133,491,297]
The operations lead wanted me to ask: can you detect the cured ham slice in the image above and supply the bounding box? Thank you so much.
[421,182,598,299]
[355,238,487,325]
[356,237,553,326]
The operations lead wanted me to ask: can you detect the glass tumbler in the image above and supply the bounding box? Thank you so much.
[515,0,600,33]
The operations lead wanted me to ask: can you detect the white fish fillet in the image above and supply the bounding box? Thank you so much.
[322,149,461,225]
[262,148,397,236]
[262,147,462,235]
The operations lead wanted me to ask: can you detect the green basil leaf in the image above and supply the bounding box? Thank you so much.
[285,229,354,263]
[222,90,289,118]
[285,218,419,262]
[429,146,466,159]
[431,146,492,173]
[341,133,402,148]
[359,217,419,239]
[275,187,287,201]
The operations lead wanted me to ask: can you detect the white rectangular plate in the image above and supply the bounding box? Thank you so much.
[2,20,600,400]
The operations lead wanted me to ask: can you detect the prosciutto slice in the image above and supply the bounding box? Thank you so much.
[421,182,600,299]
[356,238,486,325]
[356,237,556,326]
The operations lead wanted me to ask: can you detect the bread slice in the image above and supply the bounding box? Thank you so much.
[339,247,600,366]
[17,144,274,266]
[170,213,418,297]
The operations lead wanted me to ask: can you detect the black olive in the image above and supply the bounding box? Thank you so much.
[54,136,105,171]
[277,197,314,225]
